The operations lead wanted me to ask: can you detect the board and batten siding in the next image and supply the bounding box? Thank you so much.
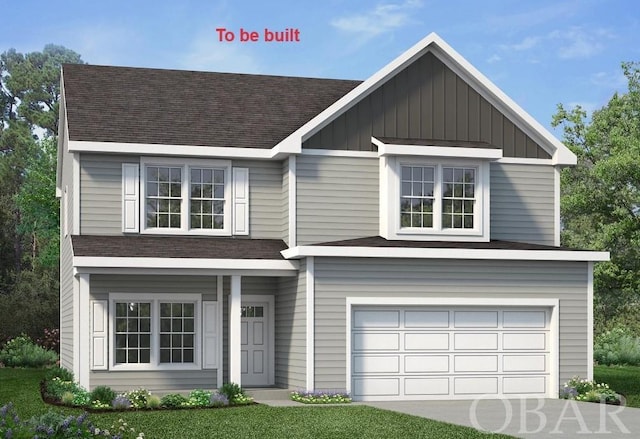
[312,258,588,391]
[303,51,550,159]
[80,154,284,239]
[88,275,218,391]
[490,163,555,245]
[297,155,378,245]
[275,260,307,388]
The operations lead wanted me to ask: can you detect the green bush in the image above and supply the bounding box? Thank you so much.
[61,391,75,405]
[594,326,640,366]
[0,334,58,367]
[90,385,116,405]
[186,389,212,407]
[123,388,151,408]
[161,393,188,408]
[219,382,243,401]
[560,376,621,404]
[146,394,162,409]
[44,366,74,382]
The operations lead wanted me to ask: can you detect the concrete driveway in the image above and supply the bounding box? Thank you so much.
[366,398,639,438]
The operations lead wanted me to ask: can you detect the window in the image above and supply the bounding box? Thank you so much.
[140,158,232,235]
[110,294,201,370]
[381,157,488,241]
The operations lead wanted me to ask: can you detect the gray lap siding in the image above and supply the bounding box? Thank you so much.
[312,258,588,391]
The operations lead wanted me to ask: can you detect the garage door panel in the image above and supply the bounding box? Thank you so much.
[354,310,399,328]
[503,355,547,372]
[454,355,498,373]
[454,377,498,395]
[405,333,449,350]
[404,355,449,373]
[404,311,449,328]
[454,311,498,328]
[503,311,546,328]
[405,378,449,395]
[503,376,546,394]
[454,333,498,350]
[354,378,399,396]
[503,333,546,350]
[353,332,399,351]
[353,355,399,374]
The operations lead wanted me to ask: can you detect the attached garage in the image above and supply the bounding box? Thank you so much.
[349,303,557,401]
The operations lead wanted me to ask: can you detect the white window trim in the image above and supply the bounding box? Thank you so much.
[381,156,490,242]
[139,157,232,236]
[108,293,202,371]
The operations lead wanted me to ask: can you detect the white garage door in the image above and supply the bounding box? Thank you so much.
[351,306,551,401]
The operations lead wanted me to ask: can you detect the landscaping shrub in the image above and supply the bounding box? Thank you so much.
[146,394,162,409]
[123,388,151,409]
[560,376,621,404]
[90,385,116,405]
[0,334,58,367]
[112,395,132,409]
[61,391,75,405]
[36,328,60,353]
[45,377,82,400]
[210,392,229,407]
[290,390,352,404]
[186,389,212,407]
[594,326,640,366]
[44,366,74,382]
[160,393,188,408]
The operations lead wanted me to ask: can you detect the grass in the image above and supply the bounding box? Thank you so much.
[0,368,512,439]
[595,364,640,408]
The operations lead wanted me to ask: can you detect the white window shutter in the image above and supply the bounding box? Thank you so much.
[90,300,109,370]
[232,168,249,235]
[202,301,219,369]
[122,163,139,233]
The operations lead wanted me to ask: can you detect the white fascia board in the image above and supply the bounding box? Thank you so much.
[372,137,502,160]
[281,246,610,262]
[68,140,276,159]
[428,38,576,166]
[73,256,299,271]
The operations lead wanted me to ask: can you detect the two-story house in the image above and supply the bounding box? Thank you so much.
[56,33,608,401]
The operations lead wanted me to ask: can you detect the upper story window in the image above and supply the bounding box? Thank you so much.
[381,156,489,241]
[140,158,232,235]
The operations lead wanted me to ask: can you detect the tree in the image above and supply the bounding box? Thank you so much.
[553,62,640,334]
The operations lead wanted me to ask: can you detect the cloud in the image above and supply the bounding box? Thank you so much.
[549,27,614,59]
[330,0,423,45]
[61,23,140,66]
[483,2,578,34]
[590,70,627,90]
[181,29,261,73]
[500,36,540,52]
[486,54,501,64]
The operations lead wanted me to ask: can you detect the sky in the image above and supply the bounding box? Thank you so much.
[3,0,639,135]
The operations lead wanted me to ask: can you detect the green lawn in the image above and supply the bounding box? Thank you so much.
[0,368,511,439]
[595,365,640,408]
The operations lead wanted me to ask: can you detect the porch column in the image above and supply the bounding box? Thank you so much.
[229,275,242,384]
[78,273,90,389]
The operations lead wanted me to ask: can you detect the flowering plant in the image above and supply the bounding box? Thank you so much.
[560,376,622,404]
[290,390,352,404]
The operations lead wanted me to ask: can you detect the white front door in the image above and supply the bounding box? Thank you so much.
[241,301,271,386]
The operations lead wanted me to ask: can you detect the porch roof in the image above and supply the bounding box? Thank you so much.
[72,235,289,259]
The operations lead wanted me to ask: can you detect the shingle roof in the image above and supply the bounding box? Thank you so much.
[62,64,361,148]
[72,235,288,259]
[312,236,579,251]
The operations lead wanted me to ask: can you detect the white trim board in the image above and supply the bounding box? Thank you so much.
[282,246,610,262]
[73,256,299,271]
[372,137,502,160]
[587,261,594,381]
[345,297,560,399]
[305,257,315,391]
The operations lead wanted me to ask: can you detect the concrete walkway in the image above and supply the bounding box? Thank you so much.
[366,398,639,438]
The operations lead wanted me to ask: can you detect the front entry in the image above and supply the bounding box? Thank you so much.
[240,296,273,386]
